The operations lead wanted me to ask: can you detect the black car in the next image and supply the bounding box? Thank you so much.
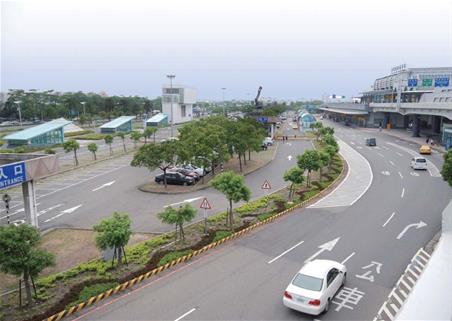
[169,168,200,182]
[155,172,195,186]
[366,138,376,146]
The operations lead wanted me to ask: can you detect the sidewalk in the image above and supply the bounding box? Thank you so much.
[395,200,452,321]
[361,127,447,154]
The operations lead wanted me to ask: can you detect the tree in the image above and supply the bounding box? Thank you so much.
[441,149,452,187]
[318,150,331,181]
[117,132,127,152]
[297,150,321,187]
[323,144,338,170]
[283,166,305,200]
[63,139,80,166]
[130,131,142,149]
[93,212,131,269]
[88,143,98,160]
[323,134,338,150]
[310,122,323,141]
[0,225,54,306]
[131,140,179,188]
[157,204,197,242]
[210,171,251,230]
[104,134,114,155]
[143,127,157,144]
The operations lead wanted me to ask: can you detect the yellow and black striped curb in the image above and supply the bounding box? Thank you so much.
[44,160,345,321]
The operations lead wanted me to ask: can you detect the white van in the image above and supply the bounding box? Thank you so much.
[410,157,427,170]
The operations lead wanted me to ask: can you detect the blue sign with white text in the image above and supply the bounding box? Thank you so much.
[0,162,26,189]
[257,117,268,123]
[434,77,449,87]
[407,79,418,87]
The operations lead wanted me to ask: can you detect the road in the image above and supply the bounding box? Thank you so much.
[67,121,450,321]
[0,124,312,233]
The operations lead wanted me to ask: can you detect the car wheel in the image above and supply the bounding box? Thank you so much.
[183,182,188,186]
[323,299,330,314]
[342,272,347,286]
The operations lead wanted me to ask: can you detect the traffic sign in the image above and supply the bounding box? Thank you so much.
[0,162,26,190]
[261,179,272,190]
[199,197,211,210]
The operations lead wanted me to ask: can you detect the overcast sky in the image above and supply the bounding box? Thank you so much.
[1,0,452,100]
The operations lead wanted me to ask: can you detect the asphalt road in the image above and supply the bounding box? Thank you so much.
[0,124,312,233]
[67,121,450,321]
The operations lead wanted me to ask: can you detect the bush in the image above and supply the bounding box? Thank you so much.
[13,146,26,153]
[64,130,95,138]
[213,230,232,242]
[45,148,56,154]
[207,211,228,223]
[69,282,118,307]
[158,250,192,267]
[70,133,107,140]
[257,212,275,222]
[126,234,173,265]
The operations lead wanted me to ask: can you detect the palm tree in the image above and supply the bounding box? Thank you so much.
[88,143,98,160]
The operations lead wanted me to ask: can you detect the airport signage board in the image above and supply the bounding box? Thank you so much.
[0,162,27,189]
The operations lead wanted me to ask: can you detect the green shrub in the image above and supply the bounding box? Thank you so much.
[213,230,232,242]
[36,275,58,288]
[44,148,56,154]
[70,133,107,140]
[158,250,192,267]
[13,146,26,153]
[126,234,173,266]
[207,211,228,223]
[68,282,118,307]
[236,196,269,215]
[64,130,95,138]
[257,212,275,222]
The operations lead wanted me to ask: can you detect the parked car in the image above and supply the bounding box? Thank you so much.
[263,137,274,146]
[419,145,432,155]
[169,168,200,182]
[365,138,376,146]
[155,172,195,186]
[182,164,206,177]
[410,157,427,170]
[283,260,346,315]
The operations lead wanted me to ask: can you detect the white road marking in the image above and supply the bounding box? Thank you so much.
[401,187,405,198]
[355,261,383,283]
[174,308,196,321]
[43,204,83,223]
[382,212,396,227]
[92,180,116,192]
[37,204,64,217]
[0,203,41,220]
[377,152,384,158]
[410,171,420,176]
[356,146,363,149]
[268,240,305,264]
[288,155,293,161]
[396,221,427,240]
[389,161,395,166]
[341,252,356,265]
[350,141,355,145]
[381,171,391,176]
[398,172,403,179]
[396,152,403,157]
[165,197,203,208]
[305,237,340,263]
[382,146,389,150]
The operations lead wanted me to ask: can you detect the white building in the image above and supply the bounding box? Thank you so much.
[162,85,197,124]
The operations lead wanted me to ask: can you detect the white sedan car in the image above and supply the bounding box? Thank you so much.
[283,259,346,315]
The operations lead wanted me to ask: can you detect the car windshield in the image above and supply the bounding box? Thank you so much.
[417,158,427,163]
[292,273,323,291]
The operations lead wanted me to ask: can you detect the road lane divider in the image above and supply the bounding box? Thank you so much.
[174,308,196,321]
[267,240,304,264]
[44,156,347,321]
[382,212,396,227]
[400,187,405,198]
[341,252,356,265]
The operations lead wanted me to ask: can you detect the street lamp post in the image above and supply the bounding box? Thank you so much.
[166,74,176,138]
[14,101,23,127]
[221,87,226,116]
[80,101,86,116]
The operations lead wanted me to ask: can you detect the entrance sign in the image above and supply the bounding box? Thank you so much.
[0,162,26,189]
[261,179,272,190]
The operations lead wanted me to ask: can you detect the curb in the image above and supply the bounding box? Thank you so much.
[43,159,346,321]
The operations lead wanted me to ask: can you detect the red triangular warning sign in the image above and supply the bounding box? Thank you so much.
[261,179,272,190]
[199,197,212,209]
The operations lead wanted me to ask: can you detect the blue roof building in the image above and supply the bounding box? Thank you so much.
[299,112,317,131]
[4,119,72,147]
[146,113,168,127]
[100,116,135,133]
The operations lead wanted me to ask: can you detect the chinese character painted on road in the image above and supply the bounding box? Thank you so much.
[332,286,365,311]
[0,168,8,180]
[355,261,382,283]
[14,165,23,176]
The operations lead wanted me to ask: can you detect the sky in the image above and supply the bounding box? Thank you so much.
[1,0,452,100]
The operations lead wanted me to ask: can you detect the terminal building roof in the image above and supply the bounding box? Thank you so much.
[100,116,136,129]
[146,113,167,122]
[4,119,72,141]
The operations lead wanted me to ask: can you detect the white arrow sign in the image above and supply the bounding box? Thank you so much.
[288,155,293,161]
[305,237,340,263]
[396,221,427,240]
[92,181,115,192]
[43,205,83,223]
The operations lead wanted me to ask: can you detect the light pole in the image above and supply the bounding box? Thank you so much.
[80,101,86,116]
[221,87,226,116]
[167,74,176,138]
[14,101,23,127]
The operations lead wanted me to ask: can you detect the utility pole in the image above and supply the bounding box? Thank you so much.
[14,101,23,127]
[80,101,86,116]
[167,74,176,138]
[221,87,226,116]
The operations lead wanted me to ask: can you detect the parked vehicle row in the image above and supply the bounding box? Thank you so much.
[154,164,211,186]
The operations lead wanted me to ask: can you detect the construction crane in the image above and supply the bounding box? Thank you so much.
[254,86,263,109]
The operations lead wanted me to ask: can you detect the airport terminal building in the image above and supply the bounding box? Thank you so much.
[321,66,452,148]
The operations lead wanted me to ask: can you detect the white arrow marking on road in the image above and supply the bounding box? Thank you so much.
[268,240,304,264]
[37,204,64,217]
[288,155,293,161]
[381,171,390,176]
[286,142,292,146]
[396,221,427,240]
[92,180,116,192]
[304,237,340,263]
[43,205,83,223]
[410,172,419,177]
[165,196,203,208]
[398,172,403,179]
